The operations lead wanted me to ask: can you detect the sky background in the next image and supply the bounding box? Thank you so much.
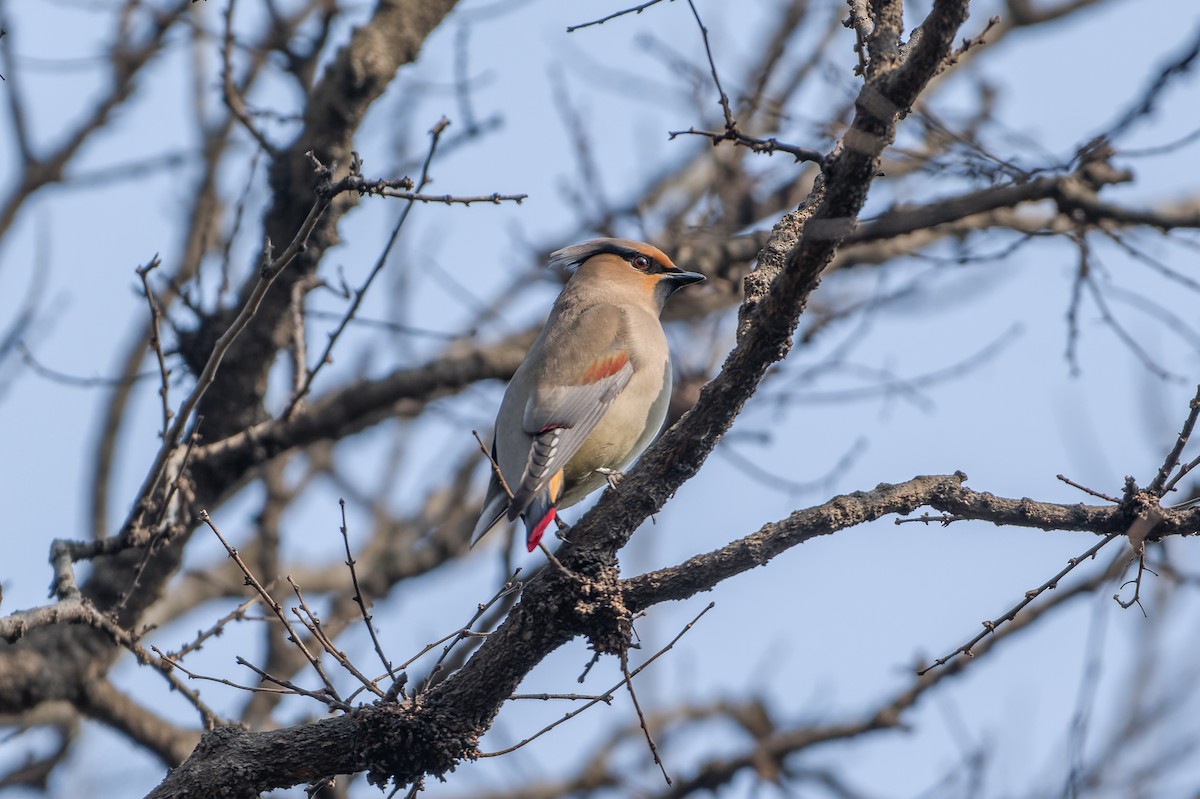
[2,0,1200,796]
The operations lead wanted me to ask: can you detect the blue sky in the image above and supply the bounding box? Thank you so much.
[2,0,1200,796]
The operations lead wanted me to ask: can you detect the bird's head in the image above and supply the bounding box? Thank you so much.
[549,238,705,310]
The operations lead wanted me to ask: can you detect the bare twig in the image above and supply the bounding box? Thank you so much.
[417,569,524,694]
[284,119,454,417]
[919,533,1123,674]
[338,498,397,683]
[112,425,204,614]
[472,429,514,502]
[1098,21,1200,144]
[481,602,714,757]
[0,590,225,729]
[894,512,968,526]
[135,256,173,439]
[1150,384,1200,495]
[664,0,824,165]
[129,152,416,529]
[667,126,826,164]
[154,647,294,698]
[510,692,610,701]
[14,341,155,388]
[235,656,348,708]
[288,576,387,699]
[198,509,347,709]
[566,0,672,32]
[685,0,732,128]
[1057,473,1122,504]
[218,148,263,303]
[1114,552,1155,614]
[166,593,262,661]
[1082,271,1185,383]
[110,427,204,611]
[222,0,276,153]
[620,647,670,784]
[287,276,321,400]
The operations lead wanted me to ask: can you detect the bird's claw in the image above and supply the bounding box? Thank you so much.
[554,516,572,543]
[595,467,624,490]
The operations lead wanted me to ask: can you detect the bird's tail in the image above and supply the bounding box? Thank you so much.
[523,493,557,552]
[469,493,510,548]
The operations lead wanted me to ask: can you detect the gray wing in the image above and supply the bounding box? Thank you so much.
[505,348,633,520]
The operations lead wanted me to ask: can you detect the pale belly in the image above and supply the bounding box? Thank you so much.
[558,360,672,508]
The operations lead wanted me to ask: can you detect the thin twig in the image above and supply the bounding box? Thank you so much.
[288,576,387,699]
[235,655,348,708]
[135,256,172,440]
[198,509,346,708]
[620,647,670,784]
[565,0,671,32]
[1150,384,1200,495]
[1165,453,1200,496]
[128,163,342,530]
[112,425,205,614]
[15,341,156,387]
[418,569,523,694]
[664,0,824,165]
[154,646,293,697]
[1057,474,1121,504]
[919,533,1123,674]
[510,693,610,701]
[222,0,276,153]
[338,498,397,683]
[218,148,263,303]
[288,276,318,400]
[166,593,261,661]
[894,513,968,525]
[284,119,452,418]
[42,607,228,730]
[537,540,575,579]
[347,571,523,703]
[1114,553,1155,614]
[472,429,514,501]
[481,602,714,757]
[686,0,733,129]
[1083,272,1185,383]
[156,424,204,531]
[666,126,826,164]
[1064,231,1087,376]
[125,143,525,529]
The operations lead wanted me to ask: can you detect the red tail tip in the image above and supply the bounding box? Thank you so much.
[528,507,556,552]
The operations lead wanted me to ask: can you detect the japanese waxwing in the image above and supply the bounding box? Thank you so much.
[471,238,705,552]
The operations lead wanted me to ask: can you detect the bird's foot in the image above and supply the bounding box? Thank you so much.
[553,516,572,543]
[595,467,625,490]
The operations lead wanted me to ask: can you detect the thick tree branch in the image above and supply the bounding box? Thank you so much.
[621,473,1198,611]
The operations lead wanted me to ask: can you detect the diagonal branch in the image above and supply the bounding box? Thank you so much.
[560,0,972,563]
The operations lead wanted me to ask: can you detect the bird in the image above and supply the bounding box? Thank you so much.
[470,238,705,552]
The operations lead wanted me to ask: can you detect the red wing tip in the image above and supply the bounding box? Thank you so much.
[579,352,629,385]
[527,507,557,552]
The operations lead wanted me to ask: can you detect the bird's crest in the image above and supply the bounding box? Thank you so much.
[549,237,674,272]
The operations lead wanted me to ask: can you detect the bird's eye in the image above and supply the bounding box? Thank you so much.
[630,254,651,270]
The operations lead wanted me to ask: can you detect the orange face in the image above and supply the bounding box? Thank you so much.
[575,242,680,299]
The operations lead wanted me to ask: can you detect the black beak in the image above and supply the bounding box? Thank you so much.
[663,268,706,288]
